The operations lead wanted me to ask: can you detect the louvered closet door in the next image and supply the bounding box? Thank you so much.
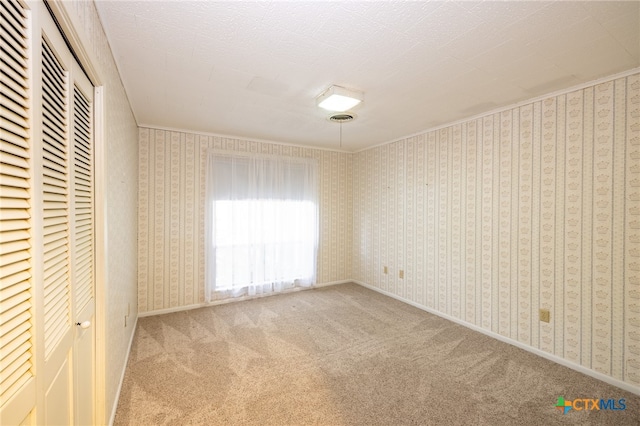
[0,0,36,424]
[70,64,95,426]
[34,2,96,424]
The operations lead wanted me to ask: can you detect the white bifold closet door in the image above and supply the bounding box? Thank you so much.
[0,1,96,424]
[0,1,35,423]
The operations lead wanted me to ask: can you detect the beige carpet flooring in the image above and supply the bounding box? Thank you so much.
[114,283,640,425]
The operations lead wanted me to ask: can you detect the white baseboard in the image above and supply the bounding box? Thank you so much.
[314,279,352,288]
[138,302,207,317]
[353,280,640,397]
[109,316,139,426]
[138,280,353,317]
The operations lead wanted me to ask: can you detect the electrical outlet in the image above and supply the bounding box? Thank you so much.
[383,266,388,274]
[539,309,550,323]
[399,270,404,279]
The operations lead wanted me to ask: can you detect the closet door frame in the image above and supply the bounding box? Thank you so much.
[41,2,107,424]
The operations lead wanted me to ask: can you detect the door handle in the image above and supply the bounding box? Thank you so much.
[76,320,91,329]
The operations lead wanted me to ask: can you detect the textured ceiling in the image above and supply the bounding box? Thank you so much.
[95,1,640,151]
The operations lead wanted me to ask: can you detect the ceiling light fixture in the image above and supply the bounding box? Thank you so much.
[316,85,363,112]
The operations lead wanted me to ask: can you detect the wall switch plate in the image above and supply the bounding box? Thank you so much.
[383,266,388,274]
[539,309,550,323]
[399,270,404,279]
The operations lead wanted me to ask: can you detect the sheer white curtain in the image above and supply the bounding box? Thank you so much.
[205,152,319,301]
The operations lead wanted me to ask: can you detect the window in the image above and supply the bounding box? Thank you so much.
[206,153,318,300]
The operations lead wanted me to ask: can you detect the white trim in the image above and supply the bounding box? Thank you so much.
[313,279,351,288]
[355,67,640,153]
[93,85,108,425]
[107,316,137,426]
[138,125,352,154]
[138,280,352,317]
[137,303,207,318]
[353,280,640,397]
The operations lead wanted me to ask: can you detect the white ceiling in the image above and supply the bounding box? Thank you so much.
[95,1,640,152]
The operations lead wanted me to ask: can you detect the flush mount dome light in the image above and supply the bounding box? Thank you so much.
[327,112,357,123]
[316,85,363,112]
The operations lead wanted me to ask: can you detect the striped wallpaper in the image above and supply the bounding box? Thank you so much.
[138,128,353,313]
[353,72,640,388]
[138,70,639,390]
